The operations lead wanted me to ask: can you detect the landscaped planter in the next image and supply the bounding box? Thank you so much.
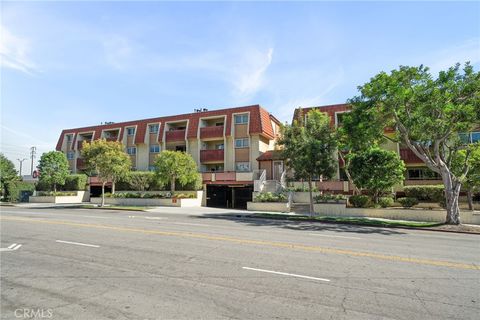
[29,191,89,204]
[247,202,290,213]
[91,191,203,207]
[292,192,320,203]
[313,203,480,225]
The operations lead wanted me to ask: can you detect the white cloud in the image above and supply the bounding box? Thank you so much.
[0,25,38,75]
[102,35,133,70]
[428,38,480,74]
[231,47,274,97]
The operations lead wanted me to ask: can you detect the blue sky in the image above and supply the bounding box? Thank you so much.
[1,1,479,172]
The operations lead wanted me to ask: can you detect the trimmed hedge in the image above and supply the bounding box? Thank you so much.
[403,185,445,202]
[378,197,394,208]
[35,174,87,191]
[348,195,372,208]
[398,197,419,208]
[104,192,196,199]
[254,192,287,203]
[7,181,35,202]
[36,191,77,196]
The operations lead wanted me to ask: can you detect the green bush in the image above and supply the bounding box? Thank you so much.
[314,194,346,203]
[378,197,394,208]
[398,197,419,208]
[255,192,287,203]
[36,191,77,196]
[288,185,319,192]
[63,174,88,191]
[348,195,372,208]
[403,185,444,202]
[7,181,35,202]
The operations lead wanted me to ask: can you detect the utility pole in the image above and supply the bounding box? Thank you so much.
[17,158,27,176]
[30,146,37,175]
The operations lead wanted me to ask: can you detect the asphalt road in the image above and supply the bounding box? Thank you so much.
[1,206,479,320]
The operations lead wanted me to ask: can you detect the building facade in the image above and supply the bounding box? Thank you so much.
[56,105,281,208]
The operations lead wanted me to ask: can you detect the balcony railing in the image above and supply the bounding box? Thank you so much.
[202,171,254,183]
[200,126,224,139]
[166,130,186,142]
[399,148,422,164]
[200,149,224,163]
[105,136,118,142]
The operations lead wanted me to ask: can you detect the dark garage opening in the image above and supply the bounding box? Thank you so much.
[206,185,253,209]
[89,185,112,197]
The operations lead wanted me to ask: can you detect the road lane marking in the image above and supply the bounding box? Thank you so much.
[8,243,17,249]
[243,267,330,282]
[1,216,478,270]
[0,243,22,252]
[308,234,361,240]
[55,240,100,248]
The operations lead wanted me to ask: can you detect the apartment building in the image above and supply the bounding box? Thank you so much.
[287,104,480,193]
[56,105,281,208]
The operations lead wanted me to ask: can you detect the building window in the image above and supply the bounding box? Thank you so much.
[472,132,480,143]
[127,147,136,155]
[459,132,480,144]
[149,124,159,134]
[149,144,160,153]
[67,151,75,160]
[234,114,248,124]
[215,122,224,127]
[66,134,73,143]
[236,162,250,172]
[127,127,135,136]
[215,143,224,150]
[235,138,249,148]
[406,168,440,180]
[335,112,349,127]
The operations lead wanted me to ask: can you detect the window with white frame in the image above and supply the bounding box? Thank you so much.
[127,127,135,136]
[235,138,249,148]
[149,144,160,153]
[234,114,249,124]
[149,124,159,134]
[236,162,250,172]
[67,151,75,160]
[127,147,136,155]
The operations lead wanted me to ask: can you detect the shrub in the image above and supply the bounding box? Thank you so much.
[314,194,346,203]
[64,174,88,191]
[348,195,372,208]
[289,185,319,192]
[398,197,419,208]
[403,185,444,202]
[36,191,77,196]
[378,197,394,208]
[7,181,35,202]
[254,192,287,203]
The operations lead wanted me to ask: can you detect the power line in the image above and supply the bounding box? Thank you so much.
[17,158,27,176]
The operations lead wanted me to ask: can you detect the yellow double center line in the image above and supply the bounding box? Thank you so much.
[2,216,478,271]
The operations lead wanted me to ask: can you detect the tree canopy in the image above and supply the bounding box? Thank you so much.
[278,109,337,214]
[0,154,18,199]
[37,151,70,192]
[153,151,200,192]
[345,63,480,224]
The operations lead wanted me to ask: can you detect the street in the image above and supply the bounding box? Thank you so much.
[1,206,479,320]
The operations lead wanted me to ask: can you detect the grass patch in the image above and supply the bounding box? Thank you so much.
[250,213,442,228]
[80,205,150,212]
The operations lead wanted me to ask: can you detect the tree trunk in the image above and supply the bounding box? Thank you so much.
[440,168,461,225]
[338,152,360,195]
[101,182,106,207]
[467,188,474,211]
[112,181,116,195]
[54,183,57,193]
[308,177,314,217]
[171,177,175,192]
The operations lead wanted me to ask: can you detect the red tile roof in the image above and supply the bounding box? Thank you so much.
[256,150,284,161]
[292,103,351,126]
[56,105,280,150]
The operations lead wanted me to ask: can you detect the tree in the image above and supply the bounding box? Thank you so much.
[82,139,131,206]
[0,154,18,199]
[346,63,480,224]
[348,148,405,203]
[278,109,338,215]
[128,171,154,191]
[453,144,480,210]
[153,151,200,192]
[37,151,70,192]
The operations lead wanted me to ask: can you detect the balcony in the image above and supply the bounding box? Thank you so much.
[200,149,224,163]
[201,171,254,183]
[200,126,224,139]
[105,136,118,142]
[399,148,422,164]
[165,130,186,142]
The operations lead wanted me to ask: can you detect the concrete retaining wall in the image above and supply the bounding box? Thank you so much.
[313,203,480,225]
[29,191,89,204]
[247,202,290,213]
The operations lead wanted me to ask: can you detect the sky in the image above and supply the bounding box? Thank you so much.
[1,1,479,173]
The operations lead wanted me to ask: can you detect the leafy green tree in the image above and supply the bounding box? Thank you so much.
[346,63,480,224]
[128,171,154,191]
[278,109,337,215]
[0,154,18,200]
[37,151,70,192]
[82,139,131,206]
[453,144,480,210]
[348,148,406,203]
[153,151,200,192]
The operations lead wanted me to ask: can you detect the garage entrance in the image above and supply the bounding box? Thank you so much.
[206,185,253,209]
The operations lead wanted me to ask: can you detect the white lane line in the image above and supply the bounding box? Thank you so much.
[308,233,361,240]
[242,267,330,282]
[55,240,100,248]
[7,243,17,249]
[171,222,210,227]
